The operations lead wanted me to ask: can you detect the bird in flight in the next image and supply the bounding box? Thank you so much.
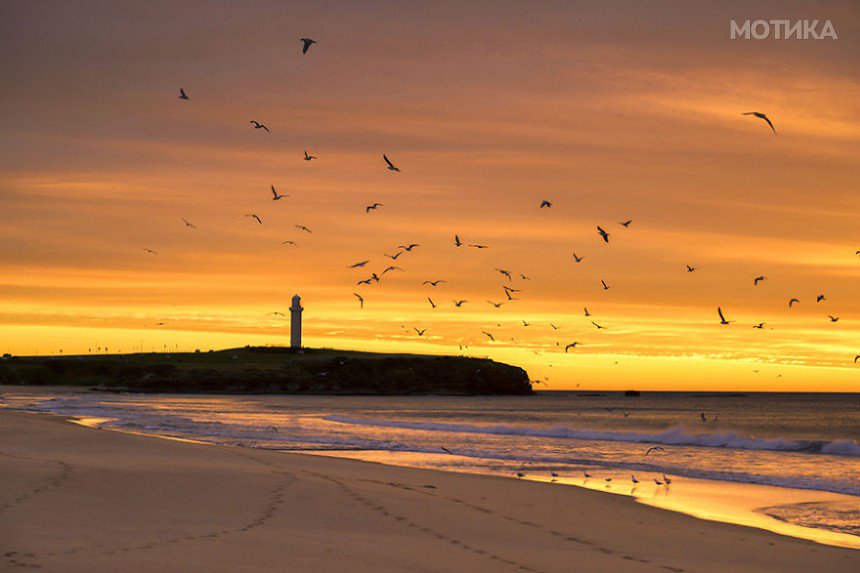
[540,200,553,208]
[482,331,495,342]
[385,251,403,260]
[584,307,591,317]
[382,266,403,275]
[383,154,400,172]
[789,298,800,308]
[181,218,196,228]
[454,235,463,247]
[414,327,427,336]
[855,355,859,364]
[521,320,530,327]
[427,297,436,309]
[601,279,612,291]
[353,293,364,309]
[550,324,558,330]
[519,273,530,280]
[366,203,383,213]
[453,300,467,307]
[686,265,697,273]
[348,260,370,268]
[271,185,289,201]
[496,268,513,281]
[816,294,826,303]
[717,307,733,325]
[591,321,606,330]
[468,243,489,249]
[282,240,297,247]
[250,120,269,132]
[753,276,767,286]
[828,315,840,323]
[300,38,317,54]
[572,253,584,263]
[246,214,262,225]
[269,312,286,317]
[564,342,578,353]
[295,225,313,233]
[597,226,610,243]
[399,244,420,251]
[644,446,665,456]
[742,112,776,134]
[423,280,446,286]
[488,301,504,308]
[356,279,373,285]
[753,322,766,329]
[303,150,316,161]
[620,220,632,227]
[179,88,189,100]
[142,248,159,255]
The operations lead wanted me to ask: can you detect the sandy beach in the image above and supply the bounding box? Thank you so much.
[0,410,856,572]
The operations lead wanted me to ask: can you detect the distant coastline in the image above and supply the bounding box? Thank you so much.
[0,346,533,396]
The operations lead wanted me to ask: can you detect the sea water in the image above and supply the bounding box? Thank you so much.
[3,390,858,547]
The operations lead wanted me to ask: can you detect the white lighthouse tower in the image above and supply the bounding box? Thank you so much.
[290,294,303,349]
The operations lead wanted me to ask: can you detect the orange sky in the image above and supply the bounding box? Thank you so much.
[1,1,858,391]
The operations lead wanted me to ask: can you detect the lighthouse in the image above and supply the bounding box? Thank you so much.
[290,294,303,349]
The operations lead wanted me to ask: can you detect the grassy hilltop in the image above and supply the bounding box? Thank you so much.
[0,347,533,396]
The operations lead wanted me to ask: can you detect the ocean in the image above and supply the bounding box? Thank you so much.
[4,390,859,547]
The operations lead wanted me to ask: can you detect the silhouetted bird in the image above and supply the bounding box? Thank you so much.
[271,185,289,201]
[828,315,840,323]
[179,88,189,100]
[488,301,504,308]
[816,294,826,303]
[717,307,733,325]
[295,225,312,233]
[385,251,403,260]
[246,214,262,224]
[584,308,591,317]
[591,321,606,330]
[743,111,776,134]
[414,327,427,336]
[300,38,317,54]
[282,240,297,247]
[686,265,697,272]
[348,261,370,268]
[453,300,467,307]
[427,297,436,308]
[789,298,800,307]
[142,248,159,255]
[753,276,766,286]
[644,446,665,456]
[250,120,269,132]
[468,244,488,249]
[423,280,446,286]
[399,244,420,251]
[454,235,463,247]
[572,253,584,263]
[366,203,383,213]
[303,150,316,161]
[382,266,403,275]
[564,342,578,353]
[540,200,553,208]
[601,279,612,290]
[496,268,512,281]
[353,293,364,308]
[181,218,196,228]
[753,322,766,329]
[597,226,610,243]
[620,220,632,227]
[482,331,495,342]
[383,154,400,172]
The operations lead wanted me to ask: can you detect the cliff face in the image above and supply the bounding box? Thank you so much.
[0,348,533,396]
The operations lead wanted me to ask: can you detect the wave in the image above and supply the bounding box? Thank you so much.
[323,415,860,457]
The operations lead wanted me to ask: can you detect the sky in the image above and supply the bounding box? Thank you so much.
[0,1,858,391]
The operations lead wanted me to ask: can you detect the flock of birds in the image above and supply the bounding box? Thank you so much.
[143,38,860,374]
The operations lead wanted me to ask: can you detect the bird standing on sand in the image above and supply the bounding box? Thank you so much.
[179,88,189,100]
[743,112,777,134]
[300,38,317,54]
[271,186,289,201]
[250,120,269,132]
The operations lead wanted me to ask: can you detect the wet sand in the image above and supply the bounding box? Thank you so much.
[1,410,857,572]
